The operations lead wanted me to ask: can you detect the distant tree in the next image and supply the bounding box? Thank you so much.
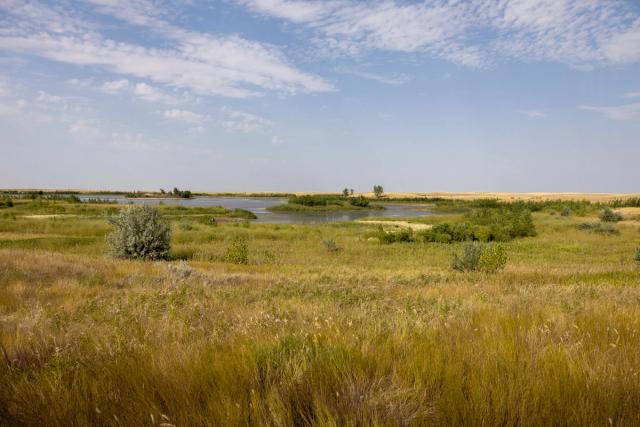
[349,189,354,196]
[373,185,384,198]
[160,189,166,194]
[173,187,180,195]
[342,188,350,197]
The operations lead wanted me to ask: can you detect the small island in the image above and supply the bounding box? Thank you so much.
[268,194,384,212]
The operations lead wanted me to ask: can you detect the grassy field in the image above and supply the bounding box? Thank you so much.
[1,198,640,426]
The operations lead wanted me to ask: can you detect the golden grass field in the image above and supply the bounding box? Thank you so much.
[1,197,640,426]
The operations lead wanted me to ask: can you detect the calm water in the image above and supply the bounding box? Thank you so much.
[80,196,438,223]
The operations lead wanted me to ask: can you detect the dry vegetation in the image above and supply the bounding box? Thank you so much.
[1,198,640,426]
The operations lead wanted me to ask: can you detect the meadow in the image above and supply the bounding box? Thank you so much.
[1,196,640,426]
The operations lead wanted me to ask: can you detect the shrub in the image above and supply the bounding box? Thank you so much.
[323,239,339,252]
[599,208,623,222]
[560,207,572,216]
[373,185,384,198]
[377,226,413,244]
[106,206,171,260]
[635,247,640,267]
[349,196,370,208]
[451,242,507,273]
[224,237,249,264]
[0,197,13,208]
[479,244,507,273]
[450,241,483,272]
[577,222,620,235]
[229,208,258,220]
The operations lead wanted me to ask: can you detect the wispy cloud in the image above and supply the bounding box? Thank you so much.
[221,107,273,133]
[623,91,640,99]
[520,109,547,118]
[0,1,334,99]
[237,0,640,68]
[335,67,408,85]
[580,103,640,121]
[163,109,209,125]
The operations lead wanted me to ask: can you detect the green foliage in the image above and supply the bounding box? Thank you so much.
[288,194,343,207]
[348,196,370,208]
[450,241,483,272]
[323,239,339,252]
[479,244,508,273]
[196,216,218,226]
[106,206,171,260]
[224,237,249,264]
[377,226,413,244]
[373,185,384,198]
[172,187,192,199]
[0,197,13,208]
[419,208,536,243]
[599,207,623,222]
[635,247,640,266]
[577,222,620,235]
[560,207,572,216]
[451,242,507,273]
[342,188,350,197]
[229,208,258,220]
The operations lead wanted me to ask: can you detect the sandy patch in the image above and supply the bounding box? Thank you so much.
[357,220,432,231]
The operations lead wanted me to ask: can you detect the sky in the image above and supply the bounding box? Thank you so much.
[1,0,639,193]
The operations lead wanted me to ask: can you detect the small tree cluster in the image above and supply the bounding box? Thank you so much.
[172,187,192,199]
[373,185,384,198]
[451,242,507,273]
[106,206,171,260]
[599,207,623,222]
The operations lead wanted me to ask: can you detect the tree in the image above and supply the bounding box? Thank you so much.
[349,189,354,196]
[342,188,350,197]
[373,185,384,198]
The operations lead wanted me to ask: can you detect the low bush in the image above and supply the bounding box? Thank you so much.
[634,247,640,267]
[349,196,370,208]
[323,239,339,252]
[0,197,13,208]
[577,222,620,235]
[419,208,536,243]
[229,208,258,220]
[599,208,623,222]
[560,207,572,216]
[224,237,249,264]
[451,242,507,273]
[377,226,413,244]
[106,206,171,260]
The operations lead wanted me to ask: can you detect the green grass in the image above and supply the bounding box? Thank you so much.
[1,201,640,425]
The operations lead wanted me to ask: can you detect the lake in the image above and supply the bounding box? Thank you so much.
[79,196,438,223]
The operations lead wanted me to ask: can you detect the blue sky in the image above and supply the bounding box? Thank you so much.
[1,0,639,192]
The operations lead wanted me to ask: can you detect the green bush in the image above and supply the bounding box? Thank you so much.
[479,244,507,273]
[229,208,258,220]
[560,207,572,216]
[377,226,413,244]
[0,197,13,208]
[323,239,339,252]
[106,206,171,260]
[451,242,507,273]
[599,208,623,222]
[349,196,370,208]
[450,241,483,272]
[577,222,620,235]
[634,247,640,266]
[224,237,249,264]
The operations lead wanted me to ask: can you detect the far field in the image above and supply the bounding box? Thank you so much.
[1,193,640,426]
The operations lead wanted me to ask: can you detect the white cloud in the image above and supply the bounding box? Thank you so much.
[520,110,546,118]
[623,91,640,99]
[335,67,408,85]
[221,107,273,133]
[271,135,285,145]
[580,103,640,121]
[237,0,640,68]
[133,82,178,104]
[101,79,130,94]
[36,90,65,104]
[69,120,100,138]
[0,1,334,99]
[0,76,10,96]
[67,77,95,87]
[111,132,167,152]
[163,108,209,124]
